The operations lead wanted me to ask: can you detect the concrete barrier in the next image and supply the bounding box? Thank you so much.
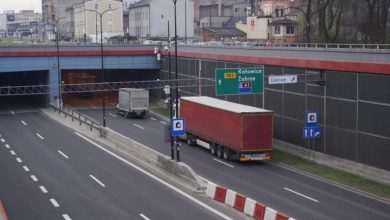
[101,127,203,190]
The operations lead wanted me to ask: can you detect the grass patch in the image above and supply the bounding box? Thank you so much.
[272,149,390,199]
[151,107,170,118]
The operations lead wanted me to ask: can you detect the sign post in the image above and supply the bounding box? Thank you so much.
[215,67,264,96]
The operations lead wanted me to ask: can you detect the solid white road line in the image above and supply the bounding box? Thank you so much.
[62,214,72,220]
[109,113,117,118]
[10,111,15,115]
[21,120,27,126]
[23,166,30,172]
[150,117,156,121]
[30,175,38,182]
[36,133,45,140]
[133,124,145,130]
[58,150,69,159]
[50,198,60,207]
[40,186,48,194]
[16,158,22,163]
[5,144,10,149]
[213,158,234,168]
[160,121,167,125]
[10,150,16,155]
[89,175,106,188]
[0,138,5,143]
[75,132,233,220]
[140,213,150,220]
[284,187,319,203]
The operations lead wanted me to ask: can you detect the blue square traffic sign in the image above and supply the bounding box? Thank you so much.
[303,126,321,139]
[171,118,185,136]
[306,111,318,127]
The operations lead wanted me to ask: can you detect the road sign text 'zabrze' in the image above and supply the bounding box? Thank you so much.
[215,67,264,96]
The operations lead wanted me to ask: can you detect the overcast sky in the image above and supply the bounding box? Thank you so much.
[0,0,42,13]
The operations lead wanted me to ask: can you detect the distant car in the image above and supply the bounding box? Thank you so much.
[143,40,153,45]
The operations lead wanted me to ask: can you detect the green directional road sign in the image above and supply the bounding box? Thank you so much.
[215,67,264,96]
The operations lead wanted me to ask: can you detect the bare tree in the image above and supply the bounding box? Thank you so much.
[322,0,345,42]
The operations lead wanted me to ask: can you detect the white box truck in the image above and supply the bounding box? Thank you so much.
[116,88,149,118]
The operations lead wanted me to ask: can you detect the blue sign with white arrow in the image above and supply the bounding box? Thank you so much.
[303,126,321,139]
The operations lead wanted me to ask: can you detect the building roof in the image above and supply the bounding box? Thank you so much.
[271,18,297,25]
[129,0,151,9]
[224,16,246,28]
[181,96,271,113]
[204,27,246,37]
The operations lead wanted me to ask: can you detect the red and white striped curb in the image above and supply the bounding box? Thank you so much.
[206,182,296,220]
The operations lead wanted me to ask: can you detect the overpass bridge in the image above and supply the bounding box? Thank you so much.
[0,44,389,174]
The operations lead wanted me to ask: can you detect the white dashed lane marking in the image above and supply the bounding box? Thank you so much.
[40,186,48,194]
[133,124,144,130]
[36,133,45,140]
[21,120,27,126]
[58,150,69,159]
[50,198,60,207]
[89,175,106,188]
[30,175,38,182]
[62,214,72,220]
[16,158,22,163]
[23,166,30,172]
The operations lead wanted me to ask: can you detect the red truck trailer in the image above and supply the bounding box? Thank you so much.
[180,96,273,161]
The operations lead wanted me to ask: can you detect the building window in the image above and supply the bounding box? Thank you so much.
[286,25,294,34]
[275,25,281,34]
[108,4,112,10]
[95,4,98,10]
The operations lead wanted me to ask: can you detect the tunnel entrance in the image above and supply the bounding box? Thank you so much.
[0,70,49,112]
[61,69,160,108]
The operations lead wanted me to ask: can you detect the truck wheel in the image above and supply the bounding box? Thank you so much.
[187,134,195,146]
[223,148,230,161]
[217,146,223,158]
[210,143,217,155]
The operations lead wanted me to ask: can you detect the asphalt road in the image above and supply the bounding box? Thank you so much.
[0,107,239,220]
[80,108,390,220]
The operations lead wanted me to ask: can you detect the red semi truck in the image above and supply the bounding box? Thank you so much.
[179,96,274,161]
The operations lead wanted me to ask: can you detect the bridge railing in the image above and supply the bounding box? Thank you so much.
[50,104,103,135]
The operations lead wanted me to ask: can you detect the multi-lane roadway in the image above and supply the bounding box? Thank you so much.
[0,104,245,220]
[79,108,390,220]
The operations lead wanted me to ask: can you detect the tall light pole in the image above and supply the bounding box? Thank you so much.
[55,17,66,110]
[86,7,119,127]
[173,0,180,162]
[167,20,174,160]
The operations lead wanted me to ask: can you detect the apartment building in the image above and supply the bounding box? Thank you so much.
[73,0,124,42]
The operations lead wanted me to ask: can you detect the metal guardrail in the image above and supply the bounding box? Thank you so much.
[1,40,389,51]
[180,42,390,52]
[50,104,102,135]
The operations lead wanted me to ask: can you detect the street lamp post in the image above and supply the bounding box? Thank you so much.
[55,17,66,110]
[167,20,175,160]
[86,8,118,127]
[173,0,180,162]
